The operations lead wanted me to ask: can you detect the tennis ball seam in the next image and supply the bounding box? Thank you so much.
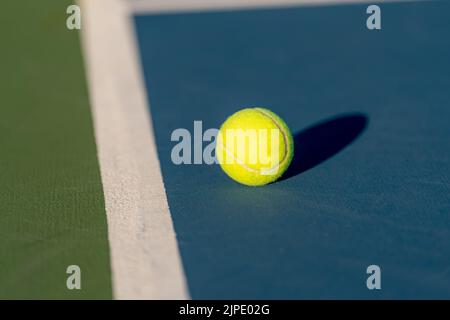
[221,142,260,173]
[219,107,290,174]
[253,108,290,174]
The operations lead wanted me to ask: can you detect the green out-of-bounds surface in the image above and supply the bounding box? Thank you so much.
[0,1,113,299]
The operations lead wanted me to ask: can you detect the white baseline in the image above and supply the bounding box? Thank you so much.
[130,0,413,14]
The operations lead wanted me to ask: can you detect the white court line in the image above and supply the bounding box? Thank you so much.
[130,0,412,14]
[79,0,189,299]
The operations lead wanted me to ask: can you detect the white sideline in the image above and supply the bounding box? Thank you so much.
[79,0,189,299]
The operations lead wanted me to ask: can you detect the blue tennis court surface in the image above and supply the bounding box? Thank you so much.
[134,1,450,299]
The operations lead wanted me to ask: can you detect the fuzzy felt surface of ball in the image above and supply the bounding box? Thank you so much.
[216,107,294,186]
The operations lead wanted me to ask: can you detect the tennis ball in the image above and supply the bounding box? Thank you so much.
[216,107,294,186]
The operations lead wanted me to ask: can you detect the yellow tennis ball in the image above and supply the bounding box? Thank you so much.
[216,107,294,186]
